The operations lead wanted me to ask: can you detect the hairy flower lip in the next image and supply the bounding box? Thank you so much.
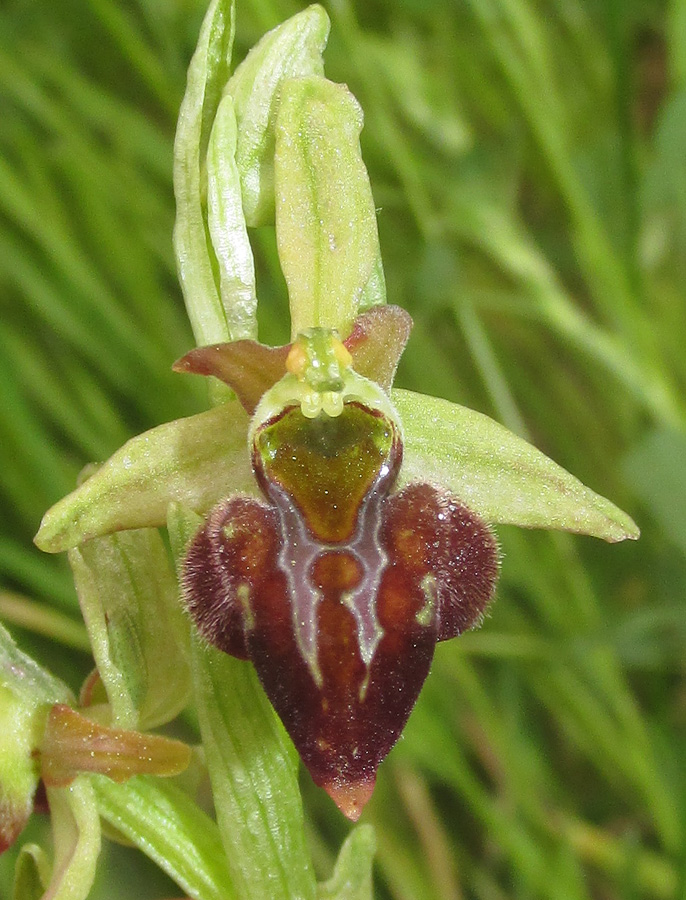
[180,327,500,817]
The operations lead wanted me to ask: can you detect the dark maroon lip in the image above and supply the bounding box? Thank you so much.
[182,385,498,818]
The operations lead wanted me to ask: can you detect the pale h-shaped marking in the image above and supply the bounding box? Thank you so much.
[267,474,389,689]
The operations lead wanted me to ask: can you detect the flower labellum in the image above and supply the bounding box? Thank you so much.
[181,316,499,819]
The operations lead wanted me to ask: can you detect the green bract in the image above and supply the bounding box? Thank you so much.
[316,825,376,900]
[42,779,101,900]
[68,528,191,730]
[13,842,50,900]
[92,775,236,900]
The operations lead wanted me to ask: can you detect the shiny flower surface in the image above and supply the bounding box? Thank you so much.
[179,308,498,818]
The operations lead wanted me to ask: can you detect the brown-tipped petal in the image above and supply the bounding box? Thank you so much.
[173,305,414,417]
[173,342,289,414]
[41,705,191,786]
[323,776,375,821]
[344,305,413,391]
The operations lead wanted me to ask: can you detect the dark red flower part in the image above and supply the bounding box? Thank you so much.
[172,305,412,413]
[180,313,499,819]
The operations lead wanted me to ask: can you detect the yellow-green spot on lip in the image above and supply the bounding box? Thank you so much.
[254,401,399,543]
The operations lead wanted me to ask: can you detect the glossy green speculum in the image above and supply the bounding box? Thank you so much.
[248,334,402,442]
[254,402,398,543]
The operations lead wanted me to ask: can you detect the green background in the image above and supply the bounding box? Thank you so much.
[1,0,685,897]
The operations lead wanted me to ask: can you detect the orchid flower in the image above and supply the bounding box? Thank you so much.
[2,1,641,895]
[32,3,638,827]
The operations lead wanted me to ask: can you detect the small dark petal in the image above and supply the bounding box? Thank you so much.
[182,498,281,659]
[173,306,413,415]
[343,305,413,391]
[173,342,289,415]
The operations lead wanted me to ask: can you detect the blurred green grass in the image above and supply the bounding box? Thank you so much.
[1,0,686,897]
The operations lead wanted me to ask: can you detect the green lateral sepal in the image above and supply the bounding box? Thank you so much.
[395,388,639,541]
